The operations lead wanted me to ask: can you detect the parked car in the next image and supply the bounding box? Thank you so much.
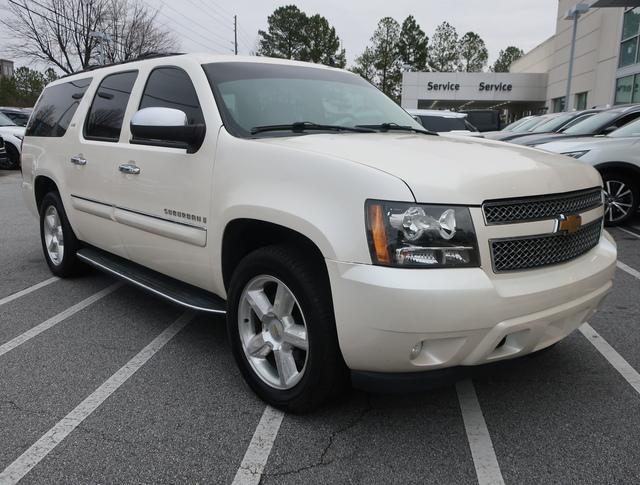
[536,117,640,225]
[0,112,25,169]
[459,109,501,132]
[407,109,482,137]
[519,104,640,147]
[482,114,563,142]
[0,136,9,170]
[21,54,616,411]
[508,110,602,145]
[0,107,31,127]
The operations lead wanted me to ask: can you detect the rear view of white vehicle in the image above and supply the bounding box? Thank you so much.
[21,54,616,411]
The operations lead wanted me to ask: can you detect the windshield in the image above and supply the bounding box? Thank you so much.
[562,111,620,135]
[531,113,575,133]
[418,115,467,132]
[503,118,529,131]
[609,118,640,138]
[0,112,16,127]
[4,112,29,127]
[511,117,547,133]
[203,62,424,137]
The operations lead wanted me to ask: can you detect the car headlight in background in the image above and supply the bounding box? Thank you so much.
[562,150,589,159]
[365,200,480,268]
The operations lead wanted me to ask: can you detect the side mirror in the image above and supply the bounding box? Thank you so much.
[601,125,617,135]
[412,115,424,126]
[130,107,205,153]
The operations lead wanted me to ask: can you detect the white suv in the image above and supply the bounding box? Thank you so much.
[21,54,616,411]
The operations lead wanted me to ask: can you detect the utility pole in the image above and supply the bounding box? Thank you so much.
[233,15,238,55]
[90,31,112,65]
[563,4,589,111]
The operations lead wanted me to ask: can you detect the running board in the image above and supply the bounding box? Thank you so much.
[77,247,227,314]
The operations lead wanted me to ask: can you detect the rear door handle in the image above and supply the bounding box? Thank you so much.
[118,163,140,175]
[70,155,87,166]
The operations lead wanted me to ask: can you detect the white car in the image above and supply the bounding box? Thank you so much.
[0,111,26,169]
[406,109,482,137]
[537,118,640,226]
[21,54,616,411]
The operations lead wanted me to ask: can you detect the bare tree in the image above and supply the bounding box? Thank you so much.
[1,0,178,74]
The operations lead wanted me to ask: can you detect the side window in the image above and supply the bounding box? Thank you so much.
[26,77,92,137]
[85,70,138,141]
[612,112,640,129]
[139,67,204,124]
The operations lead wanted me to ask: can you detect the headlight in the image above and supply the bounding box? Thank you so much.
[365,200,480,268]
[562,150,589,159]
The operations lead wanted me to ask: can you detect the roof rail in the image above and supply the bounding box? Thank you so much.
[60,52,186,78]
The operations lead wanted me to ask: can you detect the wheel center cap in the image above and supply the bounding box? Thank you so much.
[269,320,283,341]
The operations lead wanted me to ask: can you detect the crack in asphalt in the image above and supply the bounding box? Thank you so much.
[262,395,374,481]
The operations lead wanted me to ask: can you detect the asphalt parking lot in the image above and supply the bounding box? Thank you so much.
[1,169,640,485]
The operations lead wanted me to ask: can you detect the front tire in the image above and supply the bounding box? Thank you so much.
[39,192,81,277]
[226,245,347,413]
[602,172,638,226]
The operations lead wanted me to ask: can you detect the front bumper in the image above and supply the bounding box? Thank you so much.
[326,232,616,373]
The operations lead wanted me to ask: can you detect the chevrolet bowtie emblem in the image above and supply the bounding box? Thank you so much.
[556,214,582,234]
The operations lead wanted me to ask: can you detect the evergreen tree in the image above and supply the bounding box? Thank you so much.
[397,15,429,72]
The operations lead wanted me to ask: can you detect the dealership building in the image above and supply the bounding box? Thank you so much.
[401,0,640,117]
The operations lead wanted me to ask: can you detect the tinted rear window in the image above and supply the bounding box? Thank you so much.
[85,70,138,141]
[418,115,467,132]
[26,78,92,137]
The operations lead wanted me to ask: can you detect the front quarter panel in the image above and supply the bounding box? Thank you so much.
[209,130,415,294]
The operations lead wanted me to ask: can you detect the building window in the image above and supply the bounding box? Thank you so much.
[552,97,565,113]
[620,8,640,68]
[575,92,588,110]
[615,75,638,104]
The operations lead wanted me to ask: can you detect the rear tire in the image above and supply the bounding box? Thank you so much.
[226,245,348,413]
[39,192,82,277]
[5,144,20,170]
[601,172,638,226]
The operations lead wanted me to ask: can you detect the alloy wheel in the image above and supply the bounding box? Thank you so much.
[604,180,634,224]
[43,205,64,265]
[238,275,309,390]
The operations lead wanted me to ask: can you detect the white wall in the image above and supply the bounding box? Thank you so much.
[514,1,624,110]
[401,72,548,109]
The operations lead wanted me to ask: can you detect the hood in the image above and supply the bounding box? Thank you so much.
[439,130,483,138]
[0,126,25,137]
[537,136,637,154]
[481,131,517,141]
[516,132,586,147]
[257,133,601,205]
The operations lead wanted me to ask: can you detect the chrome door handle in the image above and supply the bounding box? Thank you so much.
[118,163,140,175]
[70,155,87,166]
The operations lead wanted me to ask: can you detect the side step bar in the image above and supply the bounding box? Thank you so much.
[77,247,227,314]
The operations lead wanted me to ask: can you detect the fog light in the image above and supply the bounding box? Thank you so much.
[410,341,423,360]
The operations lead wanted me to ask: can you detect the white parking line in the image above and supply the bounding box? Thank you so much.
[231,405,285,485]
[0,283,122,358]
[456,379,505,485]
[0,277,59,307]
[618,261,640,280]
[0,311,194,485]
[580,323,640,395]
[617,226,640,239]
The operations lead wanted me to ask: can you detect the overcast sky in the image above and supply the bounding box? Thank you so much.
[1,0,560,69]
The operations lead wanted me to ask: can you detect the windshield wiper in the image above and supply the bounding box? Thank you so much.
[356,122,437,135]
[250,121,375,135]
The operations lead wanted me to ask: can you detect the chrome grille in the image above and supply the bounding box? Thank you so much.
[483,188,603,225]
[490,218,602,272]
